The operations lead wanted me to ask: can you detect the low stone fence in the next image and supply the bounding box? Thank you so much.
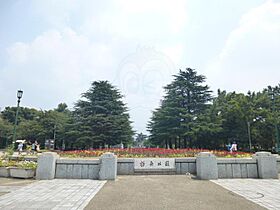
[117,158,196,175]
[217,158,258,178]
[55,159,100,179]
[35,151,280,181]
[175,158,196,174]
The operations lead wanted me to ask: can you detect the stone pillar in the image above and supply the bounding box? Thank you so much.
[196,152,218,180]
[99,152,117,180]
[36,152,59,180]
[255,152,278,179]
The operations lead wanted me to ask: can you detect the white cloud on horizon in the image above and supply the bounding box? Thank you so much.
[207,0,280,94]
[0,0,189,133]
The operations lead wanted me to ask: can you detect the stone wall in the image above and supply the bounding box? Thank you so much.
[117,159,134,175]
[175,158,196,174]
[35,152,280,180]
[217,158,258,178]
[55,159,100,179]
[116,158,196,175]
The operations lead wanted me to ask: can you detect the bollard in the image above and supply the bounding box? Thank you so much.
[196,152,218,180]
[99,152,117,180]
[36,152,59,180]
[255,152,278,179]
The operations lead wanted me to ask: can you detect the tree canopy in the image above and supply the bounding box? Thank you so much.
[72,81,134,149]
[0,77,279,152]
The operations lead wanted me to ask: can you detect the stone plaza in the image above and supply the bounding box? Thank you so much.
[1,176,280,210]
[0,179,106,210]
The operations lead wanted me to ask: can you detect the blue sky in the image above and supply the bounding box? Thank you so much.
[0,0,280,133]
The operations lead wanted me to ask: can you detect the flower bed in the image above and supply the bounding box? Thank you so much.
[59,148,251,158]
[0,159,37,178]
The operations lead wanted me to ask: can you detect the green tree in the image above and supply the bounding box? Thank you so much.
[148,68,215,148]
[74,81,134,148]
[0,117,12,148]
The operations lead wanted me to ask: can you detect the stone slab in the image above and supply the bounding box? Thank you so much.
[117,163,134,175]
[88,164,100,179]
[36,152,59,180]
[256,152,278,179]
[247,164,258,178]
[218,164,227,178]
[196,153,218,180]
[175,157,196,163]
[240,164,248,178]
[57,159,100,164]
[226,164,233,178]
[99,153,117,180]
[134,158,175,170]
[232,164,241,178]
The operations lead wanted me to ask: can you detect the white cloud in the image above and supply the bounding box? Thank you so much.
[1,28,116,109]
[207,0,280,93]
[1,0,189,133]
[80,0,188,40]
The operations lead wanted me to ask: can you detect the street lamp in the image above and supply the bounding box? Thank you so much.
[247,117,265,152]
[12,90,23,146]
[247,121,252,152]
[269,89,280,153]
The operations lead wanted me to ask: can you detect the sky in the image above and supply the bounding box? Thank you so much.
[0,0,280,134]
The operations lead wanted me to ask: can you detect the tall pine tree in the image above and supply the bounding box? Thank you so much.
[148,68,215,148]
[74,81,133,149]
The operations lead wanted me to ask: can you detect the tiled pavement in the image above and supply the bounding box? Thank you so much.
[212,179,280,210]
[0,179,106,210]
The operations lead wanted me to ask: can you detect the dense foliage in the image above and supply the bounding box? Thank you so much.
[71,81,133,149]
[0,74,279,152]
[0,81,133,150]
[148,68,280,152]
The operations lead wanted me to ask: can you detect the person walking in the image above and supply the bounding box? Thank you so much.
[17,142,23,155]
[36,141,40,152]
[31,141,37,154]
[230,141,237,153]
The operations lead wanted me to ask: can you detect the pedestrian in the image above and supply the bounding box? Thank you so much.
[230,141,237,153]
[31,141,37,154]
[18,142,23,155]
[36,142,40,152]
[226,143,231,151]
[26,141,32,155]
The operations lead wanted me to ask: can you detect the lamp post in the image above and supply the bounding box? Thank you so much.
[270,91,280,153]
[247,121,252,152]
[12,90,23,146]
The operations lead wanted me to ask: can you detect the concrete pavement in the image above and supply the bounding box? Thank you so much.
[1,176,280,210]
[0,179,106,210]
[213,179,280,210]
[85,175,265,210]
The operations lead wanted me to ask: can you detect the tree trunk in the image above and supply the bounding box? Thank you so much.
[174,137,177,149]
[168,139,172,149]
[184,137,187,148]
[178,136,181,148]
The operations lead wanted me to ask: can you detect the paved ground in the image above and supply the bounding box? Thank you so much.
[85,175,265,210]
[0,178,36,196]
[0,179,106,210]
[213,179,280,210]
[1,176,279,210]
